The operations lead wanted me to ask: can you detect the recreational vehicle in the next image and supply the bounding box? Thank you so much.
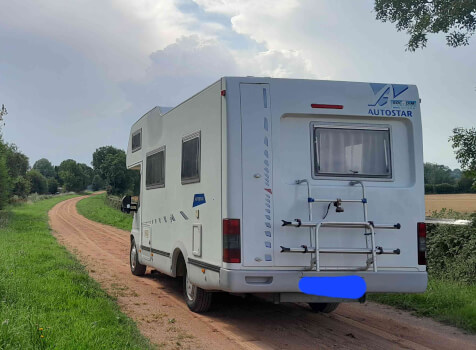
[124,77,427,313]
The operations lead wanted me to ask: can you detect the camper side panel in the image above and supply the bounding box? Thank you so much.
[139,81,223,284]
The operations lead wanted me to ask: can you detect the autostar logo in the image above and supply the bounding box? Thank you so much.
[368,83,414,117]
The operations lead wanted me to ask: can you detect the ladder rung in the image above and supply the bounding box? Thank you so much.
[280,246,400,255]
[281,220,401,230]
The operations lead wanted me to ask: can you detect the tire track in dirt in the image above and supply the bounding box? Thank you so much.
[49,195,476,350]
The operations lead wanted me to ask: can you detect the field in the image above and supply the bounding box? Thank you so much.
[425,193,476,216]
[0,196,151,349]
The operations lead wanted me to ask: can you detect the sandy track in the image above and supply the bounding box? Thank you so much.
[49,196,476,350]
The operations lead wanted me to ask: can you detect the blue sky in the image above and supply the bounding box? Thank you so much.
[1,0,474,169]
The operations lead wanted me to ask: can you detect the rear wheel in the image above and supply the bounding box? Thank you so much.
[308,302,339,313]
[130,238,146,276]
[183,266,212,313]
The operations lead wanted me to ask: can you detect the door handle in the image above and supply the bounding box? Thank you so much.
[254,173,262,178]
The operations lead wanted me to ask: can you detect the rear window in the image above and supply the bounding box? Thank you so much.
[146,147,165,189]
[313,125,392,178]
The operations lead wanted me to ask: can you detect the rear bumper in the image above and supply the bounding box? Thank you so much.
[219,269,428,294]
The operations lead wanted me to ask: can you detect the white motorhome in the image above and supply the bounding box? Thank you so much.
[125,77,427,313]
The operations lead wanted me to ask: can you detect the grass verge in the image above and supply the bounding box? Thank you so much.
[369,278,476,333]
[0,195,152,349]
[76,193,133,231]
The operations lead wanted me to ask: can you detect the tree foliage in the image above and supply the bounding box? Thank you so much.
[47,178,58,194]
[12,176,31,198]
[92,146,136,195]
[4,143,29,178]
[0,140,10,209]
[375,0,476,51]
[27,170,48,194]
[92,175,105,191]
[450,127,476,173]
[33,158,56,178]
[58,159,89,192]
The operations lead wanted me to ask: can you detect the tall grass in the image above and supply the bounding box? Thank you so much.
[0,195,151,349]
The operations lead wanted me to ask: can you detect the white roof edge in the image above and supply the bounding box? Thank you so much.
[158,106,173,115]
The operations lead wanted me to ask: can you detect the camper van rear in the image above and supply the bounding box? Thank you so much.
[125,77,427,313]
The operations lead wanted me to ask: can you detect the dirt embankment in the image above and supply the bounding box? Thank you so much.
[49,196,476,350]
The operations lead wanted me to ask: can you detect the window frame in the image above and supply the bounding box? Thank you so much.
[181,131,201,185]
[145,146,166,190]
[310,122,393,181]
[131,128,142,153]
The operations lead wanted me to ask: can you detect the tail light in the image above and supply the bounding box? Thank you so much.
[417,222,427,265]
[223,219,241,263]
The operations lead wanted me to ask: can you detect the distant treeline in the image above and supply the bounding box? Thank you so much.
[424,163,475,194]
[0,136,138,209]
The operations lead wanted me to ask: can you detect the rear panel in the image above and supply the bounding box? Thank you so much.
[227,77,424,271]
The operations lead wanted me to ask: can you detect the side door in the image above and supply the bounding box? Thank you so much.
[240,83,274,266]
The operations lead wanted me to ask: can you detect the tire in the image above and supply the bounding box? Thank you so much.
[308,302,339,313]
[130,238,146,276]
[183,266,212,313]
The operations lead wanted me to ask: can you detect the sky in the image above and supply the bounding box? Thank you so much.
[0,0,475,169]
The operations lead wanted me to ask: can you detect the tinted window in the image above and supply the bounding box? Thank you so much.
[146,148,165,189]
[314,126,391,178]
[181,133,200,184]
[132,129,141,152]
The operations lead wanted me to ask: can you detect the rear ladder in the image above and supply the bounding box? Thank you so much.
[280,180,401,272]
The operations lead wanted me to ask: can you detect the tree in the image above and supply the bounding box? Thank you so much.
[27,169,48,194]
[12,176,31,198]
[4,143,29,178]
[58,159,88,192]
[92,146,123,177]
[101,151,134,195]
[92,174,105,191]
[0,140,10,209]
[450,127,476,172]
[33,158,56,178]
[92,146,136,195]
[78,163,94,187]
[47,178,58,194]
[0,104,7,128]
[450,127,476,190]
[424,163,455,184]
[374,0,476,51]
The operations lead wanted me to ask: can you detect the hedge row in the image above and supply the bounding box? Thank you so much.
[425,183,476,194]
[427,218,476,284]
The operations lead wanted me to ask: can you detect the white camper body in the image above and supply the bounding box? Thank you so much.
[126,77,427,311]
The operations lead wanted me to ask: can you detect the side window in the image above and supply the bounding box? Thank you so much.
[181,131,200,184]
[132,129,142,152]
[146,146,165,189]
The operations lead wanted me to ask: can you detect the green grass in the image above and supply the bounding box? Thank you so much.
[76,193,133,231]
[370,278,476,333]
[0,195,152,349]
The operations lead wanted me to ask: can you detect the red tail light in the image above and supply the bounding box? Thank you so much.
[223,219,241,263]
[311,104,343,109]
[417,222,427,265]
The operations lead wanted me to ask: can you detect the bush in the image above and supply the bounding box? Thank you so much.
[427,218,476,284]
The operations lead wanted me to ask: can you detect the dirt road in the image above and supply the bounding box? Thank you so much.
[49,196,476,350]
